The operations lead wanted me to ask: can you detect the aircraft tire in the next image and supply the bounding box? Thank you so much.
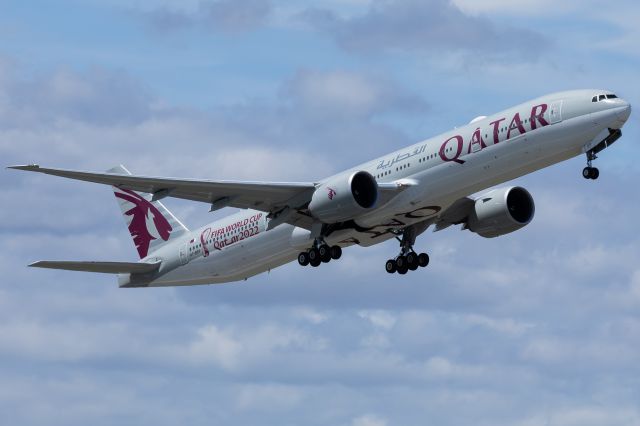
[298,252,310,266]
[308,248,320,264]
[397,265,408,275]
[396,255,407,270]
[385,259,396,274]
[583,167,600,180]
[310,258,321,267]
[406,252,418,270]
[418,253,429,268]
[330,245,342,260]
[319,244,331,263]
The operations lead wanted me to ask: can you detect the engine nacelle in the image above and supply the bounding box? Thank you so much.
[308,171,378,223]
[467,186,535,238]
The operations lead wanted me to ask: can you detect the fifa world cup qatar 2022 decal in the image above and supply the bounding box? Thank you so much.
[198,212,263,257]
[114,188,173,258]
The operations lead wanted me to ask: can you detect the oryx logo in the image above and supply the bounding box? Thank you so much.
[327,187,336,200]
[114,188,172,258]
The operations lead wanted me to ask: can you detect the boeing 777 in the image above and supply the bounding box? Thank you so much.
[9,89,632,287]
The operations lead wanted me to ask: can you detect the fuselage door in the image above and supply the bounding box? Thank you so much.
[548,100,563,124]
[179,244,188,265]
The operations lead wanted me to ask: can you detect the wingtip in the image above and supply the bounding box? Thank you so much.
[7,164,40,171]
[28,261,43,268]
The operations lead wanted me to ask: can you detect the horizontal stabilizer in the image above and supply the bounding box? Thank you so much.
[29,260,161,274]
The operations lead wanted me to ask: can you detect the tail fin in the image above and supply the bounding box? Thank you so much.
[108,165,188,259]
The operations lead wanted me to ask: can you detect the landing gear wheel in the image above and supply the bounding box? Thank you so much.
[397,265,408,275]
[395,255,407,271]
[298,251,310,266]
[308,248,320,265]
[583,167,599,179]
[406,252,419,271]
[318,244,331,263]
[417,253,429,268]
[330,245,342,260]
[310,258,321,267]
[385,259,397,274]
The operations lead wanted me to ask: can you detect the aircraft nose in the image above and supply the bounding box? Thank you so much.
[617,102,631,122]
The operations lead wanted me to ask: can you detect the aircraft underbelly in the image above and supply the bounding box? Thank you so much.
[149,224,300,286]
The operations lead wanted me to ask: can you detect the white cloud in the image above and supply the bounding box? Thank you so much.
[463,314,534,336]
[358,310,396,330]
[186,322,329,370]
[351,414,387,426]
[188,324,243,369]
[516,406,640,426]
[629,270,640,303]
[234,383,303,411]
[452,0,571,15]
[292,306,330,324]
[284,69,427,119]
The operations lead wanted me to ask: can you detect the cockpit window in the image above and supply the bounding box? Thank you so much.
[592,93,618,102]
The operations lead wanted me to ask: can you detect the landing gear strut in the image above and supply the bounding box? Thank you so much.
[385,225,429,275]
[583,150,599,180]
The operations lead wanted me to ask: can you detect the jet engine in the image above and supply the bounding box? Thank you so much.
[467,186,535,238]
[308,171,378,223]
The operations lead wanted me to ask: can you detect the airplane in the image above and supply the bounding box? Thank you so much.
[8,89,632,287]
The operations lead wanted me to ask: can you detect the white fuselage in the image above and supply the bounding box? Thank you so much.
[128,89,631,287]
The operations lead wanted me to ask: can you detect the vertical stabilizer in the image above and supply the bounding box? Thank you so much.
[108,165,188,259]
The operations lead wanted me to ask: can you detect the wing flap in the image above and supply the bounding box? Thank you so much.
[433,197,475,232]
[29,260,161,274]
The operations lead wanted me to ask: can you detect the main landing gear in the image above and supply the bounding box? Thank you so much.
[385,225,429,275]
[298,241,342,267]
[582,150,599,180]
[385,252,429,275]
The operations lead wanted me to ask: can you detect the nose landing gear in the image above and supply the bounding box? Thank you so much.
[582,128,622,180]
[583,151,599,180]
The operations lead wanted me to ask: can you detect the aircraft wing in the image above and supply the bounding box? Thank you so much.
[29,260,161,274]
[9,164,414,230]
[9,164,317,217]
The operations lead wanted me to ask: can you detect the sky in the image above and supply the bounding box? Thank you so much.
[1,0,640,425]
